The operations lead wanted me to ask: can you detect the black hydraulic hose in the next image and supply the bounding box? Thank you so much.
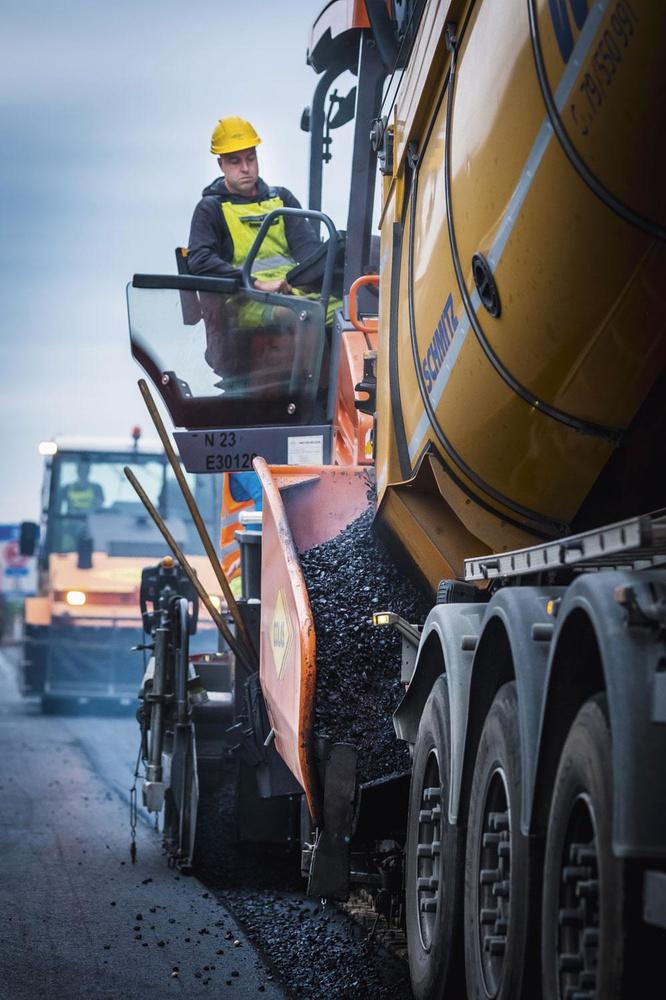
[376,0,429,120]
[441,25,621,441]
[366,0,399,71]
[527,0,666,243]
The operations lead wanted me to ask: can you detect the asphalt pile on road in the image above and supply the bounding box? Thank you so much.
[300,507,431,784]
[230,890,412,999]
[194,761,413,998]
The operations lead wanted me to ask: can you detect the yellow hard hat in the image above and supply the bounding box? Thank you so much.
[210,116,261,156]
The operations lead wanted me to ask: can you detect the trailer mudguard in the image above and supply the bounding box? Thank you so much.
[470,586,567,836]
[397,587,570,827]
[374,0,666,570]
[533,569,666,857]
[394,602,485,825]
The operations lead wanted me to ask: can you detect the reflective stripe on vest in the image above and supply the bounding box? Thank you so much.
[221,196,295,283]
[65,486,95,511]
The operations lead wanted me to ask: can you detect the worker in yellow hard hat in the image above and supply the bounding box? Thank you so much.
[187,115,324,295]
[187,117,342,597]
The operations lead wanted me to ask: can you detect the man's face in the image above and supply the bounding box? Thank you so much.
[218,147,259,197]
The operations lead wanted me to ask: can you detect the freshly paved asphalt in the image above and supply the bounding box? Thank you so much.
[0,647,287,1000]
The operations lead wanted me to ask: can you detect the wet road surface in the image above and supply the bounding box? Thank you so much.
[0,647,285,1000]
[0,644,413,999]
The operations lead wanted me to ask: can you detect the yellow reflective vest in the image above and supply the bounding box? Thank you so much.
[221,195,295,283]
[63,484,101,512]
[221,194,340,324]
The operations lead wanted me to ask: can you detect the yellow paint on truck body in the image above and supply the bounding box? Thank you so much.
[375,0,666,583]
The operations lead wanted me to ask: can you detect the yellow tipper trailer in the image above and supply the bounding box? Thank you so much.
[374,0,666,590]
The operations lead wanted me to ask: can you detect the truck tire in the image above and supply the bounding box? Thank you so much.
[464,681,538,1000]
[541,695,633,1000]
[405,675,465,1000]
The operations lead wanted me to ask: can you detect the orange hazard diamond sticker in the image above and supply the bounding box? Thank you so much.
[270,588,291,679]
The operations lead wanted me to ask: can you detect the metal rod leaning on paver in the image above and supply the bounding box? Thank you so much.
[123,465,256,674]
[137,377,258,666]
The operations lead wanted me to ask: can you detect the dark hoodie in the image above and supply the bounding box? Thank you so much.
[187,176,321,280]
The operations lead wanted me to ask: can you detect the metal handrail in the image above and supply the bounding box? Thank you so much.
[240,207,338,316]
[132,273,239,293]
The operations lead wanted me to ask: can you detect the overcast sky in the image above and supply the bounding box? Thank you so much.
[0,0,354,522]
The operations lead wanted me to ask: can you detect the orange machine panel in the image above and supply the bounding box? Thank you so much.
[253,459,371,823]
[334,329,377,466]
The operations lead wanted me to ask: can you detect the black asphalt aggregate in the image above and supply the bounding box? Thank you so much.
[301,507,431,783]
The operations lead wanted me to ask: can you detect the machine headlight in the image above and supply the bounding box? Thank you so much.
[372,612,393,626]
[66,590,87,607]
